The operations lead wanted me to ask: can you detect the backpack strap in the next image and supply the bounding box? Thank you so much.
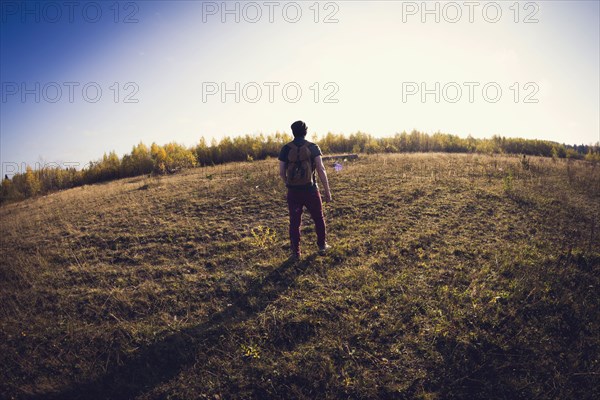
[287,142,297,162]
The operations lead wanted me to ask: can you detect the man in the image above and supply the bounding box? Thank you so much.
[279,120,332,260]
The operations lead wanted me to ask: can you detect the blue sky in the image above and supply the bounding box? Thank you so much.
[1,0,599,174]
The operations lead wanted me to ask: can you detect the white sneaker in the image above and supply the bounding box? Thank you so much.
[318,243,331,256]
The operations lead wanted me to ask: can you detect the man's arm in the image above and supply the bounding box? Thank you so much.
[279,161,287,184]
[314,156,332,202]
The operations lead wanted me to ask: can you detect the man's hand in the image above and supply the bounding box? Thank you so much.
[279,160,287,184]
[315,156,332,203]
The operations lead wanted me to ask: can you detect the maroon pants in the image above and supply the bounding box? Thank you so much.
[287,189,326,256]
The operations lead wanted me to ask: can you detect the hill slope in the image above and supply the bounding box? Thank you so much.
[1,153,599,399]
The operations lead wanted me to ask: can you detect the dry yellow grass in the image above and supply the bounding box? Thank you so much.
[1,153,599,399]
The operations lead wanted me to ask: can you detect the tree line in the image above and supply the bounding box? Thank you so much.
[2,130,599,203]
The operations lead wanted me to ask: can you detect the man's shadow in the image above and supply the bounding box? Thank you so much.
[31,255,317,400]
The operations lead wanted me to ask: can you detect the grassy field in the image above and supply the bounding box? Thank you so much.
[1,153,599,399]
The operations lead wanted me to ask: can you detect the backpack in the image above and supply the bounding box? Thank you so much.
[286,142,313,186]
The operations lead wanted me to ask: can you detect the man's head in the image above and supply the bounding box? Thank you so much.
[291,120,308,138]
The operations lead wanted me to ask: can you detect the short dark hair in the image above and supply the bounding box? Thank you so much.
[291,120,308,138]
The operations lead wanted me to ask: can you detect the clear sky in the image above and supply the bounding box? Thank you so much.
[1,0,599,173]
